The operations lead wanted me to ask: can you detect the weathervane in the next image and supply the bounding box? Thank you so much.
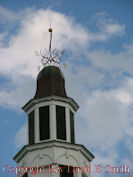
[36,25,65,68]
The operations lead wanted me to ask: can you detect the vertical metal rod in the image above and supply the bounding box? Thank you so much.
[49,30,52,58]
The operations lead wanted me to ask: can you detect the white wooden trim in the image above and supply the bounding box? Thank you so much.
[50,104,56,140]
[34,107,40,143]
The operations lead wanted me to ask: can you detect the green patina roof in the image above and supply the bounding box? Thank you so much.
[37,65,64,79]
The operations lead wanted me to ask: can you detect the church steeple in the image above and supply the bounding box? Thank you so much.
[22,27,79,145]
[14,27,94,177]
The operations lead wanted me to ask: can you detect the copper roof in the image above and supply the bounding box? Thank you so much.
[34,66,67,99]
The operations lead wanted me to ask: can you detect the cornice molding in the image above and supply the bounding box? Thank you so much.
[22,95,79,112]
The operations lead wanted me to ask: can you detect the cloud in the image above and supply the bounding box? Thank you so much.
[87,44,133,87]
[0,33,7,47]
[75,77,133,143]
[76,88,125,148]
[96,12,125,36]
[114,90,132,104]
[0,5,19,23]
[0,75,36,109]
[88,12,125,42]
[73,77,133,177]
[14,123,28,148]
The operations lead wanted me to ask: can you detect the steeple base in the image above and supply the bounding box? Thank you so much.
[14,140,94,177]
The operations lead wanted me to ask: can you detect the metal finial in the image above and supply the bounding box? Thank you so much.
[48,25,52,57]
[36,25,65,68]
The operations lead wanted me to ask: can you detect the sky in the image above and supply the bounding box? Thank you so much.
[0,0,133,176]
